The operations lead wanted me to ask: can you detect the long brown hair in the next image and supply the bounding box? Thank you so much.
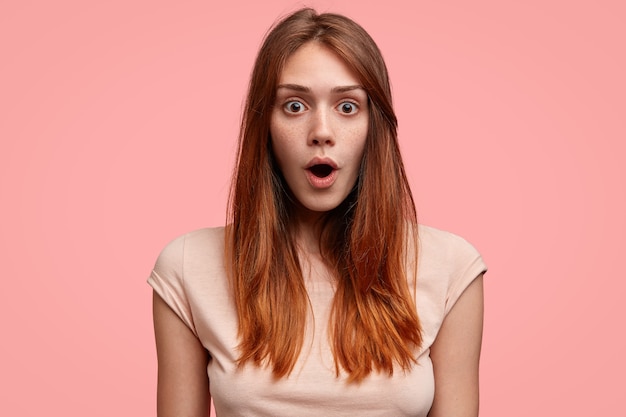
[226,8,421,382]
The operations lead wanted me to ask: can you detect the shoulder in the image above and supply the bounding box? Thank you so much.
[415,224,487,315]
[156,226,225,260]
[417,224,483,266]
[152,226,226,282]
[418,224,476,248]
[172,226,225,250]
[148,227,227,335]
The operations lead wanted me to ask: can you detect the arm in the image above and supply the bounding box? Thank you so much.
[428,274,484,417]
[153,291,210,417]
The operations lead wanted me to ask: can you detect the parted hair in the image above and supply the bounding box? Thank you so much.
[225,8,422,382]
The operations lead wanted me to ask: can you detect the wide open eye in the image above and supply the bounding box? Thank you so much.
[284,100,306,113]
[338,101,358,114]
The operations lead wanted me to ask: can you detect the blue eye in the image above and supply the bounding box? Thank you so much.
[285,101,305,113]
[338,102,357,114]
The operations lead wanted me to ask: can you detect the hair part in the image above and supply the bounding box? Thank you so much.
[226,7,421,383]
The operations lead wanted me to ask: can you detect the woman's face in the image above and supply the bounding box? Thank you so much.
[270,42,369,219]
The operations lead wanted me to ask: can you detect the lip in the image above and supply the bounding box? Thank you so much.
[305,157,339,189]
[306,169,337,189]
[305,157,338,170]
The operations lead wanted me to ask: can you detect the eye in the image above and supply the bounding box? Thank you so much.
[284,100,306,113]
[338,101,358,114]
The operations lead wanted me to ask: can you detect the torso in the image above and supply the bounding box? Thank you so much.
[149,225,486,416]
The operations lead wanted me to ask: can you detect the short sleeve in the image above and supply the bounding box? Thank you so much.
[148,233,198,337]
[444,235,487,316]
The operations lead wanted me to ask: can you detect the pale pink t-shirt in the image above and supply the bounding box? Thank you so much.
[148,225,486,416]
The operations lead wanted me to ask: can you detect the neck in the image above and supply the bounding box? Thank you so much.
[292,208,325,256]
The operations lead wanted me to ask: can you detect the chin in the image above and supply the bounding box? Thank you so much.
[296,195,350,216]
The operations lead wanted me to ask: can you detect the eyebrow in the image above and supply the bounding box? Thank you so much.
[276,84,365,93]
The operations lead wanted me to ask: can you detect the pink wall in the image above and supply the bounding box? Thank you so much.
[1,0,624,415]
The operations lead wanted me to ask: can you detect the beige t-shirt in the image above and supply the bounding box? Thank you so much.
[148,225,487,416]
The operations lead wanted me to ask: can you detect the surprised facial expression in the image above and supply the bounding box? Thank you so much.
[270,42,369,219]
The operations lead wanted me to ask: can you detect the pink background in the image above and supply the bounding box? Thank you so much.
[1,0,624,415]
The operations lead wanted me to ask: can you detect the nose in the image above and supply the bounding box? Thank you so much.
[308,108,334,146]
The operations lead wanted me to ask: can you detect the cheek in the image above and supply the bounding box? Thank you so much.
[270,117,303,160]
[269,116,285,162]
[269,129,295,175]
[351,126,368,170]
[351,123,368,155]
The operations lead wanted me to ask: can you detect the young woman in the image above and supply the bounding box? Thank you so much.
[150,8,486,417]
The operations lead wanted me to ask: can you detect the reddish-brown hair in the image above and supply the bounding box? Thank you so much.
[226,8,421,382]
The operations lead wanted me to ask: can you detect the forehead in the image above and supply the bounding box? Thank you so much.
[278,42,361,87]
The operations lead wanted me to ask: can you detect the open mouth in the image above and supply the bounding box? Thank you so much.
[309,164,334,178]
